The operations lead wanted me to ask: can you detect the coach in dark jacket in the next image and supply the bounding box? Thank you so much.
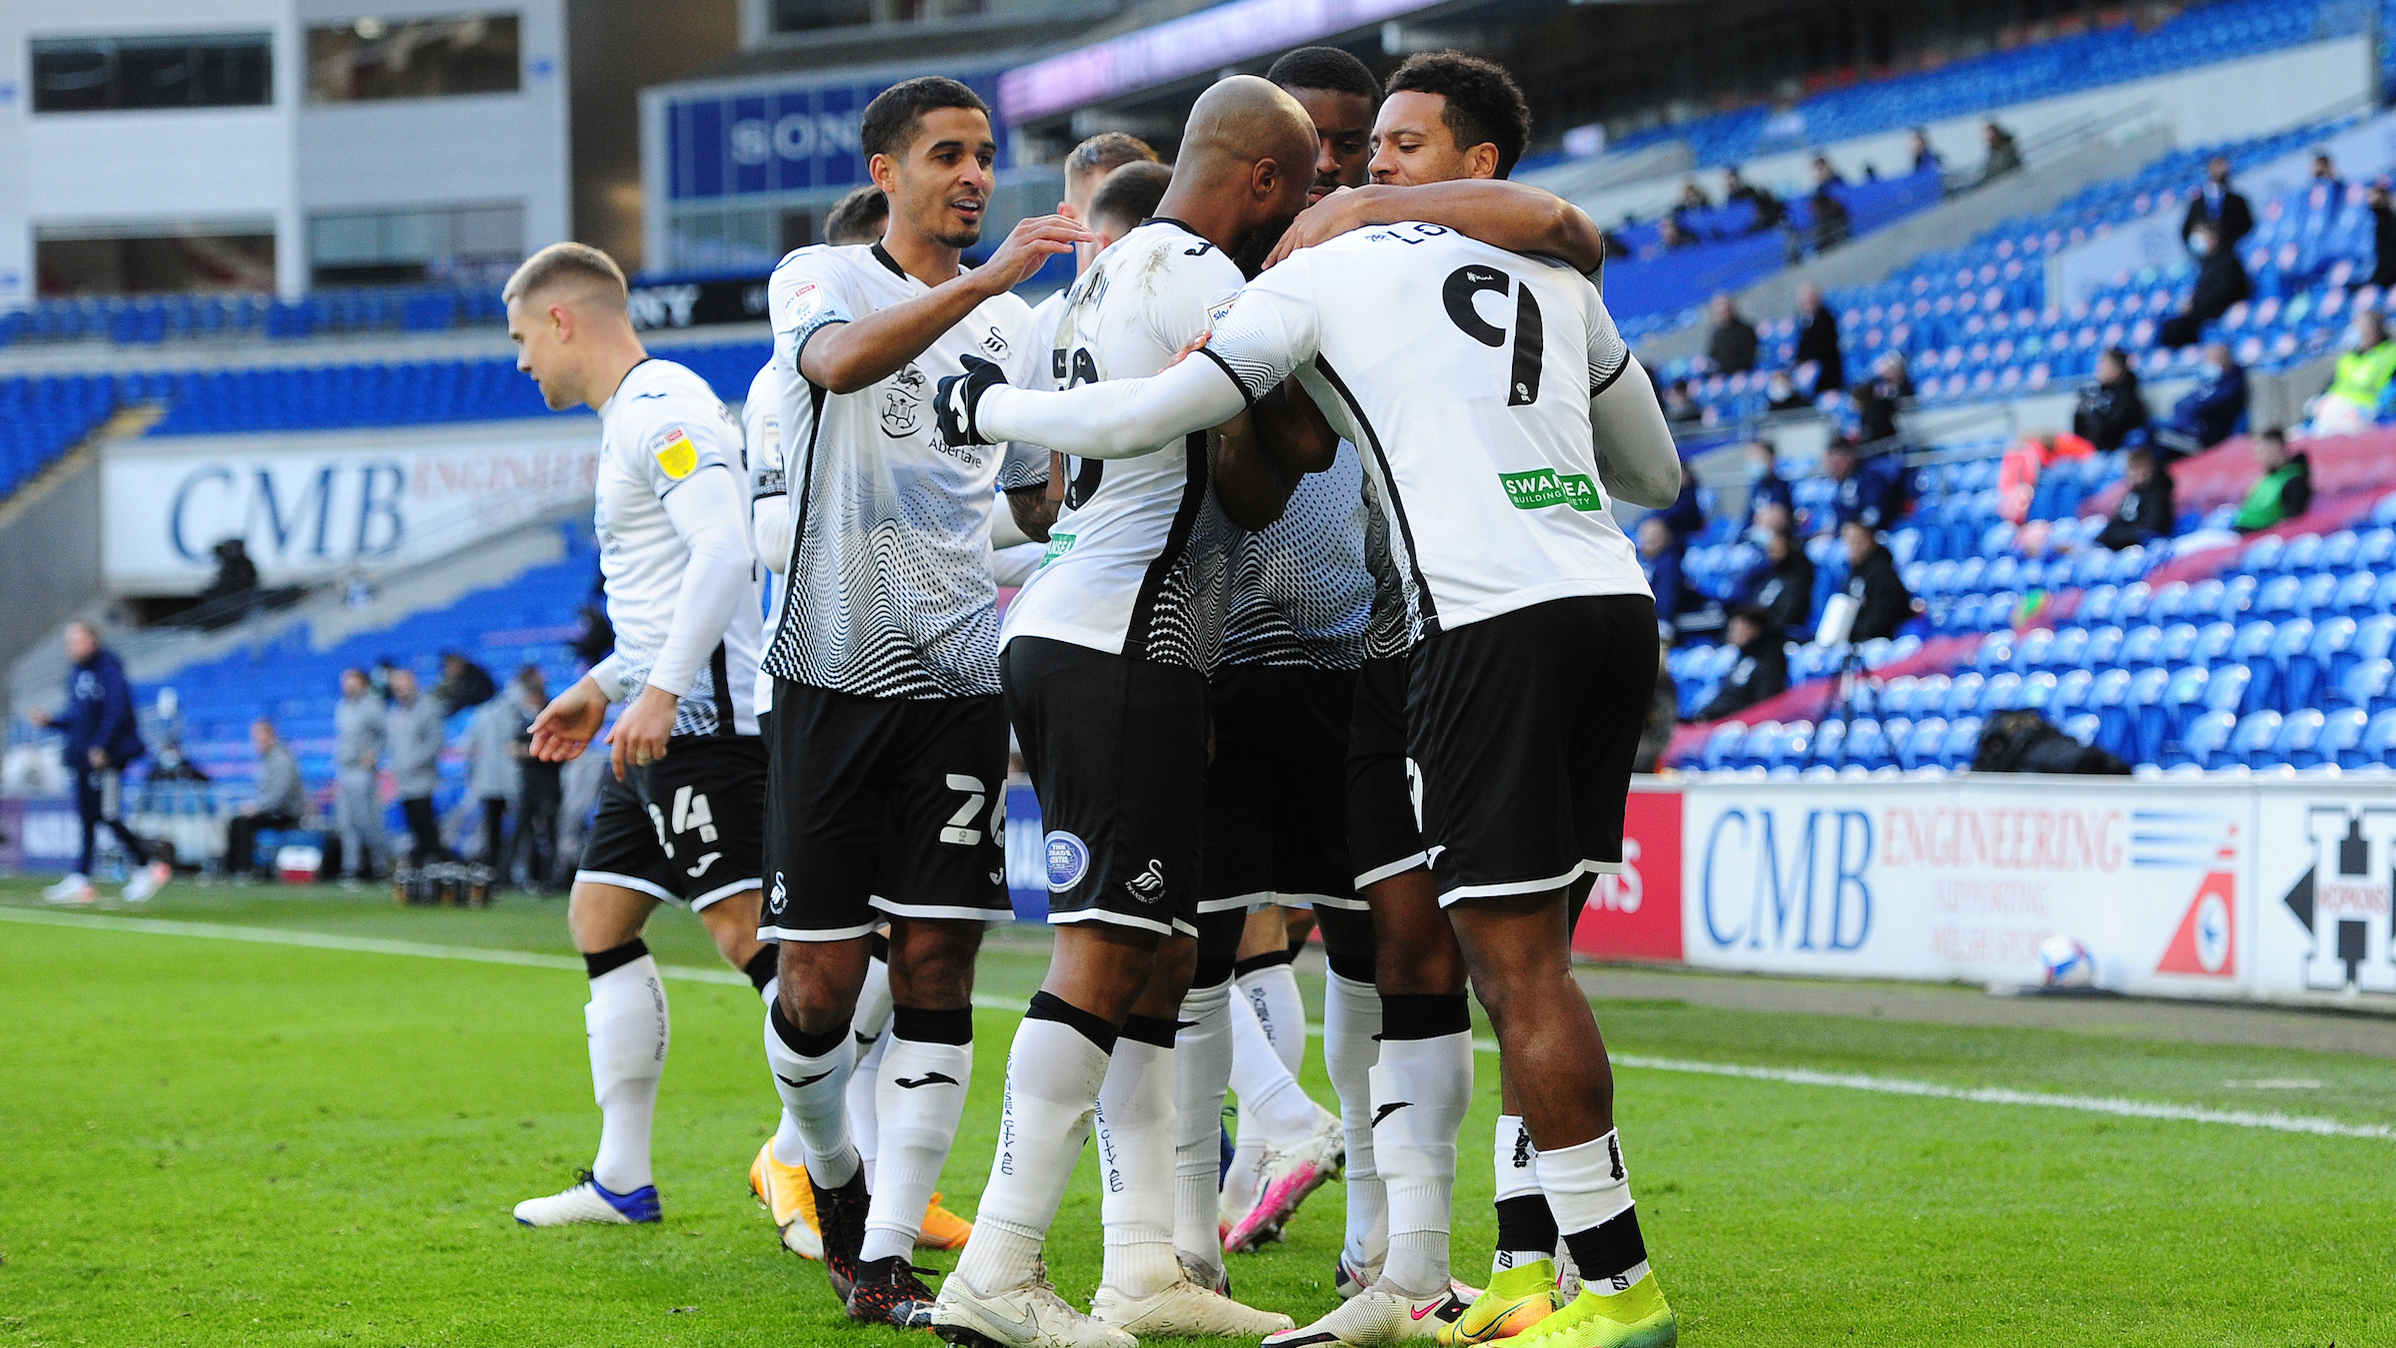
[2182,155,2254,252]
[2152,344,2246,457]
[2098,449,2176,550]
[1824,440,1908,533]
[1737,526,1815,636]
[1840,523,1915,642]
[1697,608,1789,721]
[1708,294,1759,373]
[1794,284,1844,390]
[29,623,157,888]
[2359,180,2396,290]
[2159,221,2251,348]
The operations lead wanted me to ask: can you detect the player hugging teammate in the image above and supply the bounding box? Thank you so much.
[507,49,1686,1348]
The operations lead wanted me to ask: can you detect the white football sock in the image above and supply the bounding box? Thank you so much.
[953,1007,1112,1293]
[1492,1114,1551,1273]
[1237,955,1307,1073]
[1230,989,1321,1143]
[763,1003,859,1188]
[1173,978,1234,1284]
[586,953,668,1194]
[1371,1030,1472,1298]
[1095,1024,1181,1298]
[860,1007,974,1264]
[847,954,894,1185]
[1538,1131,1648,1293]
[1324,970,1385,1269]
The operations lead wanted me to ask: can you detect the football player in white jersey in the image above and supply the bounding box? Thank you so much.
[928,77,1322,1348]
[498,243,775,1230]
[935,67,1687,1348]
[1026,133,1162,354]
[744,170,979,1268]
[754,77,1086,1328]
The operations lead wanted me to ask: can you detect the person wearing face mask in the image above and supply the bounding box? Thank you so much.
[1764,369,1809,412]
[1743,440,1794,526]
[2071,347,2149,451]
[2182,154,2254,253]
[2150,343,2246,460]
[2305,310,2396,436]
[1733,526,1814,639]
[2158,219,2250,348]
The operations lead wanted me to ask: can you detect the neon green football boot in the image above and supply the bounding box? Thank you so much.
[1437,1259,1564,1344]
[1502,1274,1675,1348]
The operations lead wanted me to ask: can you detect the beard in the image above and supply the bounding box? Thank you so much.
[933,216,983,250]
[1229,216,1293,279]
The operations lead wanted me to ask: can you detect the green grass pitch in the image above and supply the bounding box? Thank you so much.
[1,879,2389,1346]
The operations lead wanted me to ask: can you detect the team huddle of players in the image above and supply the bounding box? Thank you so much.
[498,42,1682,1348]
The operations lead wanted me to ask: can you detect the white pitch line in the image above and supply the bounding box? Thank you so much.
[7,906,2389,1142]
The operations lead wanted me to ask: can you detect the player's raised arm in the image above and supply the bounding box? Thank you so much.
[1266,181,1606,274]
[794,215,1086,393]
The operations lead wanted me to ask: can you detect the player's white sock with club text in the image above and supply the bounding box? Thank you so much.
[860,1004,973,1264]
[1236,948,1308,1073]
[1174,978,1235,1285]
[1372,994,1473,1298]
[764,1000,859,1188]
[1539,1130,1650,1295]
[1095,1017,1182,1298]
[586,942,668,1194]
[953,994,1115,1294]
[1230,988,1321,1144]
[848,949,894,1188]
[1324,969,1386,1270]
[1492,1114,1557,1274]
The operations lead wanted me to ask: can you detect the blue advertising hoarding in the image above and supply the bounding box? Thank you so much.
[662,67,1009,204]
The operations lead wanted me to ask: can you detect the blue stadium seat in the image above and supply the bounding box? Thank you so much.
[2358,709,2396,768]
[2224,710,2282,769]
[1939,717,1984,768]
[2334,659,2396,715]
[2062,712,2103,747]
[1944,672,1986,720]
[2312,707,2368,769]
[1981,672,2023,714]
[1900,717,1947,771]
[1700,722,1747,771]
[2271,709,2326,769]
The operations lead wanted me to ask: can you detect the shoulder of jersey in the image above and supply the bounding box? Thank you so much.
[624,357,717,404]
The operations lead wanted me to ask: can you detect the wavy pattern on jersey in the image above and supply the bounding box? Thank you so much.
[764,507,1001,700]
[1127,486,1235,672]
[1220,447,1373,670]
[1358,473,1414,661]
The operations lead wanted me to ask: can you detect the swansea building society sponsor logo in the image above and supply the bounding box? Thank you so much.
[1498,467,1607,512]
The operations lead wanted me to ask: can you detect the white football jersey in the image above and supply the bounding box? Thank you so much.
[594,358,763,737]
[762,242,1051,698]
[1000,219,1244,668]
[744,361,785,717]
[1205,222,1647,641]
[1219,441,1375,670]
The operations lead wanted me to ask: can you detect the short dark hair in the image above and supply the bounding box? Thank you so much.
[861,77,990,162]
[823,185,889,245]
[1266,46,1380,103]
[1088,160,1174,237]
[2126,447,2156,470]
[1384,51,1530,178]
[1729,604,1774,631]
[1065,131,1159,181]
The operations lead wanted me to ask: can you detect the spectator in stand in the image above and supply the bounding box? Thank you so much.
[2305,310,2396,435]
[2310,150,2343,200]
[1840,522,1916,642]
[2356,180,2396,291]
[1764,369,1810,412]
[1724,167,1783,230]
[1708,293,1759,373]
[1908,127,1940,174]
[1824,439,1908,532]
[2234,429,2313,533]
[226,718,307,882]
[1663,377,1702,424]
[2097,448,2177,551]
[1656,217,1699,252]
[1871,349,1914,398]
[1637,516,1691,641]
[387,668,448,867]
[29,622,170,905]
[1795,282,1844,391]
[333,667,388,884]
[1979,120,2022,183]
[1695,607,1788,721]
[2157,219,2250,348]
[1853,377,1901,443]
[465,686,524,877]
[2182,154,2254,253]
[1807,158,1850,252]
[1676,179,1712,213]
[2072,347,2149,450]
[434,649,496,713]
[1998,431,2094,524]
[509,667,561,893]
[1744,440,1793,525]
[2151,343,2247,459]
[1736,526,1815,638]
[1659,472,1707,541]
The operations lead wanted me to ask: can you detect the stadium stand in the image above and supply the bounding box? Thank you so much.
[0,374,116,499]
[0,285,509,349]
[1604,0,2371,171]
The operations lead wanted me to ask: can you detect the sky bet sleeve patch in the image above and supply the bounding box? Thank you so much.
[651,425,699,480]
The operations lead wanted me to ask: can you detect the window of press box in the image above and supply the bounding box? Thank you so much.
[36,230,277,296]
[771,0,983,34]
[31,33,273,112]
[308,14,520,103]
[308,203,525,287]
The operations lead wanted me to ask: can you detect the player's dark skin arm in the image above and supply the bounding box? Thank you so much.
[1265,181,1608,274]
[1211,381,1332,529]
[1006,473,1059,544]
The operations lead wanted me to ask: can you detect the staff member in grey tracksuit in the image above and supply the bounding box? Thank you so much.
[227,718,310,880]
[464,689,525,877]
[334,668,389,881]
[387,668,449,866]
